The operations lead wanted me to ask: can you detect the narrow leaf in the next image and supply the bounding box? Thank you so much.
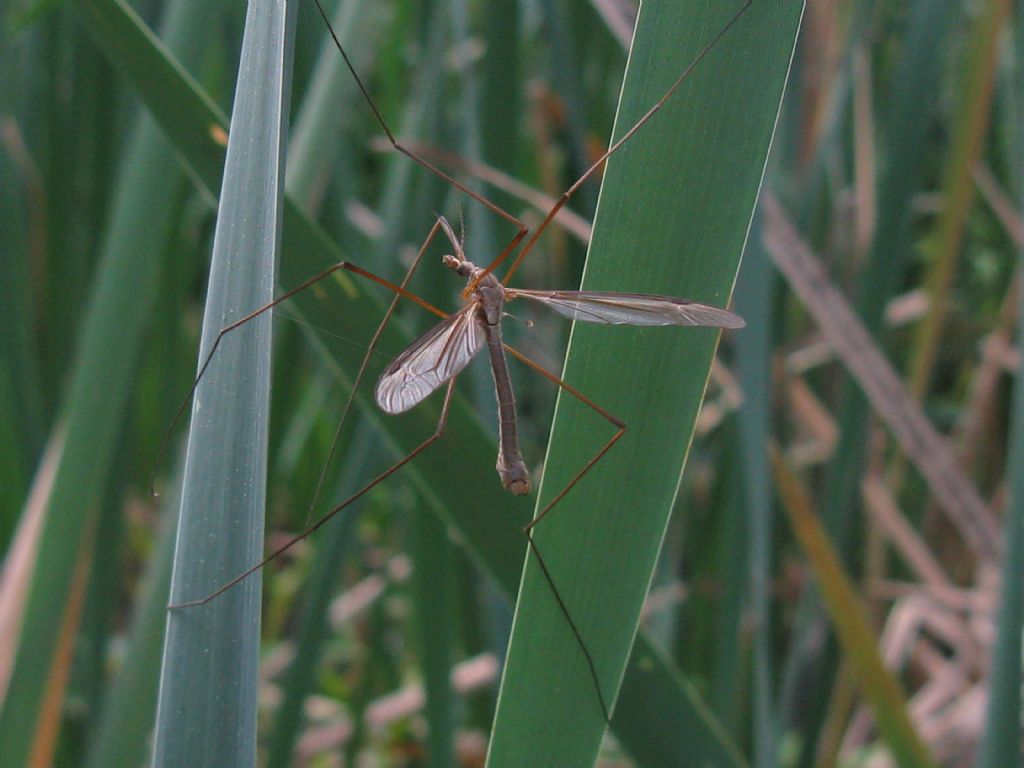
[151,2,297,765]
[488,3,803,766]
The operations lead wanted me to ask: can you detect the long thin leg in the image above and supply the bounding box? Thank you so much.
[152,262,346,495]
[502,343,628,723]
[170,378,459,608]
[484,0,754,289]
[169,219,462,605]
[313,0,750,300]
[310,0,530,298]
[150,256,449,496]
[381,139,594,245]
[303,219,449,521]
[490,0,752,288]
[503,344,626,531]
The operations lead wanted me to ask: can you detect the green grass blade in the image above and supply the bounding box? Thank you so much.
[732,209,779,768]
[536,0,597,213]
[76,7,219,766]
[0,142,43,521]
[150,2,297,765]
[265,422,377,768]
[412,503,459,768]
[978,303,1024,765]
[70,0,231,195]
[287,0,378,210]
[978,2,1024,761]
[905,0,1008,400]
[979,297,1024,762]
[612,639,746,768]
[0,3,214,764]
[487,3,803,766]
[84,462,181,768]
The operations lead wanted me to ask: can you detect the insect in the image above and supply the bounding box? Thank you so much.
[165,0,754,732]
[376,215,743,498]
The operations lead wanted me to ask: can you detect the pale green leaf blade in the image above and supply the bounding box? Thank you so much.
[151,2,297,765]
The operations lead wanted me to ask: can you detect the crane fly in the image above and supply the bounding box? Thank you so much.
[161,0,754,729]
[377,216,744,499]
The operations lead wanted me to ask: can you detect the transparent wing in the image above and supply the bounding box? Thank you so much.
[376,304,486,414]
[506,289,745,328]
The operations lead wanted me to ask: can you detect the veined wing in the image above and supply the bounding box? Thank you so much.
[376,304,486,414]
[506,289,745,329]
